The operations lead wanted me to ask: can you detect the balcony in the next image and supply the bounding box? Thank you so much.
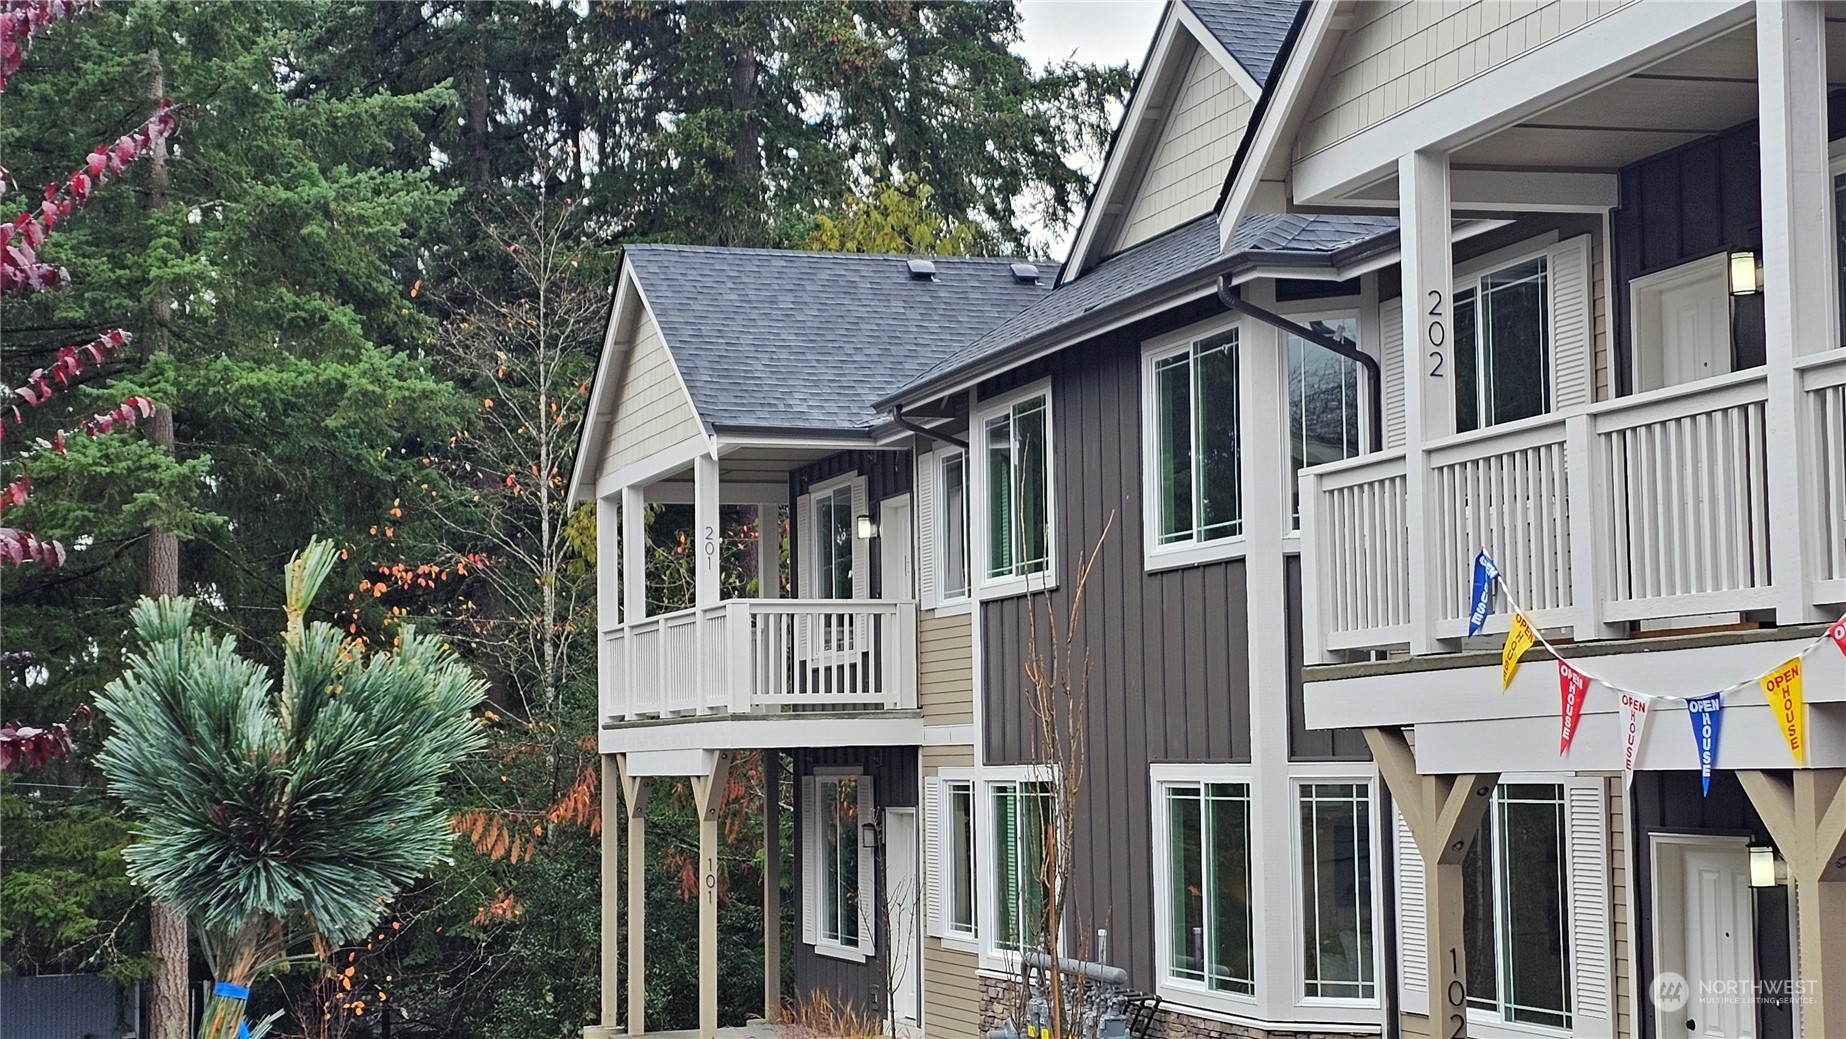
[602,599,917,723]
[1300,352,1846,661]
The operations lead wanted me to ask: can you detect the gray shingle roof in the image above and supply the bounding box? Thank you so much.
[624,246,1057,433]
[882,212,1397,406]
[1183,0,1304,88]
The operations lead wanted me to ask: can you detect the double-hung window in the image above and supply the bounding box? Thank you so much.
[977,388,1052,590]
[1455,257,1551,433]
[1463,783,1572,1029]
[991,780,1052,954]
[945,779,976,937]
[813,483,855,600]
[1147,329,1242,549]
[1287,318,1363,526]
[939,451,970,602]
[1298,782,1376,1001]
[1156,778,1255,1002]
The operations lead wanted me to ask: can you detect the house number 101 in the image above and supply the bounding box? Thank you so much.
[1427,289,1447,378]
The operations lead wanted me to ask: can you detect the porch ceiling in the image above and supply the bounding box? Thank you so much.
[1445,19,1846,174]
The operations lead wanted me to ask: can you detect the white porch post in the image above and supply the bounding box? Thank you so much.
[694,452,721,608]
[1398,150,1455,655]
[622,485,647,624]
[758,503,781,599]
[1758,0,1833,624]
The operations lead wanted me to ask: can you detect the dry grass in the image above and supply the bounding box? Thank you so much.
[777,989,884,1038]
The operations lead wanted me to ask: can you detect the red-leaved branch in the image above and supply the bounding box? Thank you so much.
[0,0,90,94]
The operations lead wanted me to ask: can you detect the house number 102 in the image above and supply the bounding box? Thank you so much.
[1427,289,1447,378]
[1447,946,1468,1038]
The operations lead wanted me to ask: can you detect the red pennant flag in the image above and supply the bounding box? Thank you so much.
[1559,660,1591,754]
[1829,614,1846,658]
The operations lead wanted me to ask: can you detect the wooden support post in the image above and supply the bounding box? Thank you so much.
[1739,769,1846,1038]
[616,756,652,1037]
[762,750,783,1021]
[1397,150,1454,656]
[691,753,733,1039]
[596,755,621,1036]
[1366,728,1498,1039]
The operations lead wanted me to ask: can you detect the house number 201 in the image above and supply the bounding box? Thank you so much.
[1427,289,1447,378]
[703,524,718,559]
[1447,947,1468,1038]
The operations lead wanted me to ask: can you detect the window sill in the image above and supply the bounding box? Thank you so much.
[929,597,975,618]
[1144,534,1247,573]
[812,941,869,964]
[1461,1013,1573,1039]
[934,933,980,956]
[1149,982,1260,1026]
[975,569,1057,603]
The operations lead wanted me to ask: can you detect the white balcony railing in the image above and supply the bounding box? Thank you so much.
[1302,367,1799,658]
[600,599,918,722]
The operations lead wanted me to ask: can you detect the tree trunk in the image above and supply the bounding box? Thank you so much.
[727,28,761,246]
[143,49,190,1039]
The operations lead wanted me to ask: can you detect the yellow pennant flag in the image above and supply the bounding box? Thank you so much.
[1760,657,1807,764]
[1502,612,1537,692]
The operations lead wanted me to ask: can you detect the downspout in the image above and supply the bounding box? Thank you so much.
[892,403,968,451]
[1217,275,1385,452]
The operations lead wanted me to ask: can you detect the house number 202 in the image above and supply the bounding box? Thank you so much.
[1427,289,1447,378]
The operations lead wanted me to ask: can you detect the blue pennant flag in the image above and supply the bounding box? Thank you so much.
[1467,550,1501,636]
[1686,693,1724,796]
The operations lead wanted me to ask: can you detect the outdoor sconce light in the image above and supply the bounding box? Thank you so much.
[855,514,878,539]
[860,822,878,849]
[1749,844,1786,887]
[1729,250,1763,296]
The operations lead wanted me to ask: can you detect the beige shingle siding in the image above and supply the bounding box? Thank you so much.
[1609,776,1630,1036]
[919,610,974,726]
[597,308,704,480]
[1296,0,1639,162]
[921,745,980,1039]
[1116,45,1253,251]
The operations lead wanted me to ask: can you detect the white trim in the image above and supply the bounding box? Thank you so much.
[569,264,641,505]
[971,381,1058,601]
[806,768,875,961]
[933,448,973,607]
[1278,307,1365,532]
[594,433,713,500]
[1141,316,1249,572]
[1217,0,1341,246]
[1288,774,1384,1012]
[922,723,975,747]
[1148,763,1261,1017]
[1173,1,1261,100]
[975,765,1060,972]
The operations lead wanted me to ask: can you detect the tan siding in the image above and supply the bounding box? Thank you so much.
[1593,221,1612,401]
[596,308,704,480]
[1609,776,1630,1037]
[919,610,974,727]
[1116,46,1253,250]
[1296,0,1639,162]
[920,746,980,1039]
[1401,1011,1433,1038]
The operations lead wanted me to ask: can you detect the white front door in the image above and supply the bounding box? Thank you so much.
[884,806,921,1032]
[1655,838,1757,1039]
[879,495,914,601]
[1632,254,1732,391]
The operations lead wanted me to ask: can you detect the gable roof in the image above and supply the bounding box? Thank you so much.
[622,246,1058,435]
[1181,0,1304,89]
[882,211,1396,408]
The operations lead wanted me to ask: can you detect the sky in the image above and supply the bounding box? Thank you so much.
[1014,1,1166,255]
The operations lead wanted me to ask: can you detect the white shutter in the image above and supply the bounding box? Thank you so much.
[1395,806,1428,1015]
[1381,297,1406,449]
[801,775,819,946]
[1565,776,1613,1037]
[1548,234,1595,410]
[916,452,938,610]
[857,775,878,955]
[923,777,945,937]
[850,478,869,600]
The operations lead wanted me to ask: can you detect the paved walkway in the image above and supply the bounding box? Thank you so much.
[635,1024,798,1039]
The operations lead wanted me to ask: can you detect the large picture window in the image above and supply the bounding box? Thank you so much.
[1288,318,1362,526]
[1455,257,1550,433]
[813,483,854,600]
[1149,330,1241,546]
[939,451,970,601]
[992,780,1052,953]
[1161,781,1255,997]
[819,774,862,948]
[1299,782,1375,1000]
[979,391,1052,585]
[1463,783,1571,1029]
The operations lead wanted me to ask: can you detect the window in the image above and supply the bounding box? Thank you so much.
[1160,781,1255,997]
[1455,257,1550,433]
[939,451,970,601]
[1299,782,1375,1000]
[1288,318,1362,525]
[1149,329,1242,546]
[1463,783,1571,1029]
[818,775,862,947]
[992,780,1052,953]
[946,780,976,936]
[979,391,1051,584]
[814,483,854,600]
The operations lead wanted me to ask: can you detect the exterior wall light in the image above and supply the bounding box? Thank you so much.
[860,822,878,849]
[855,514,878,540]
[1730,250,1762,296]
[1749,844,1786,887]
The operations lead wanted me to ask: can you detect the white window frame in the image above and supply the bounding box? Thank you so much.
[802,472,862,600]
[1462,778,1575,1036]
[1141,317,1248,572]
[1450,236,1560,434]
[936,449,972,609]
[803,766,876,963]
[1148,762,1260,1016]
[1277,308,1364,533]
[975,764,1059,971]
[1289,770,1383,1011]
[1825,140,1846,350]
[926,767,980,953]
[970,382,1057,600]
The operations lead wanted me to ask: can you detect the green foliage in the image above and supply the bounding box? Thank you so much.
[0,791,151,982]
[94,540,487,981]
[804,174,984,256]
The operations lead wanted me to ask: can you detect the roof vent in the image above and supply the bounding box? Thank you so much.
[1010,262,1041,285]
[906,258,937,281]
